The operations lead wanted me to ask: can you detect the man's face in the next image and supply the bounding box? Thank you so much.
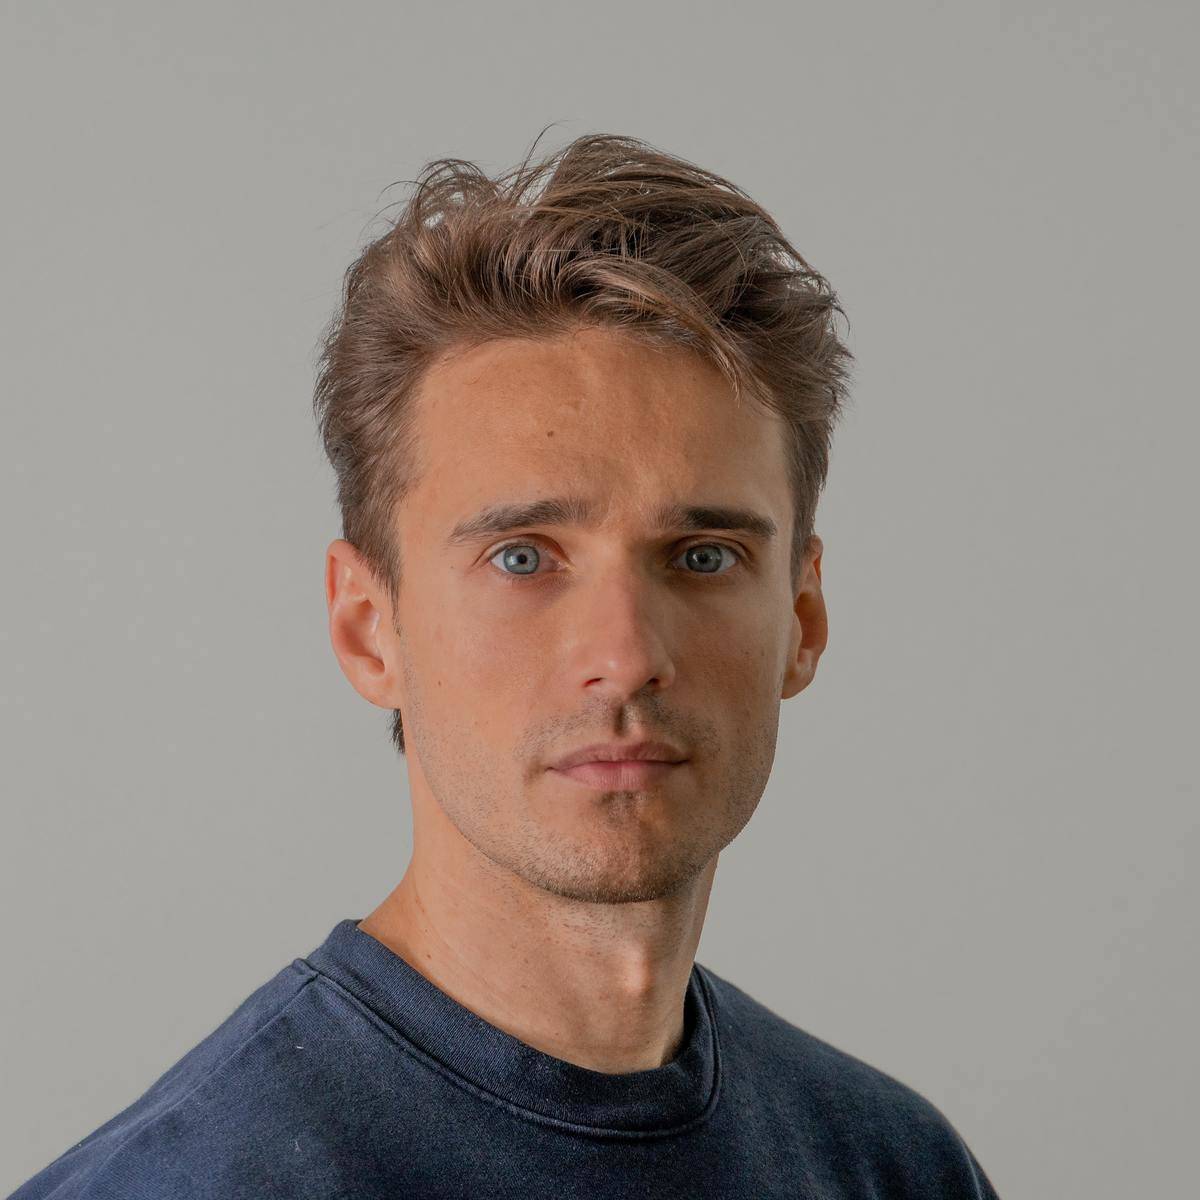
[356,326,824,905]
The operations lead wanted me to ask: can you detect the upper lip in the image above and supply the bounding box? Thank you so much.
[551,740,688,771]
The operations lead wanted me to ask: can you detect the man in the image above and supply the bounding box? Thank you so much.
[11,132,1001,1198]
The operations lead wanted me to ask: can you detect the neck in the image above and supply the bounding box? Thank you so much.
[358,834,716,1074]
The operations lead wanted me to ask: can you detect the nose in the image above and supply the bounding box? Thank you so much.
[564,566,678,704]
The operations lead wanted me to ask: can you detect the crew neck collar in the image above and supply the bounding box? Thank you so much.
[303,918,721,1136]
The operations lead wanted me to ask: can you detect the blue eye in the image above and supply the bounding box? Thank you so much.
[487,541,743,578]
[490,543,543,575]
[678,543,738,574]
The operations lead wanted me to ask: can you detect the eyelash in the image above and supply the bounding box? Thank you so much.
[486,538,747,581]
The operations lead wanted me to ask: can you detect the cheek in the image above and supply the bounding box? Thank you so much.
[402,591,482,711]
[423,596,542,704]
[685,606,779,678]
[714,646,778,710]
[699,629,788,730]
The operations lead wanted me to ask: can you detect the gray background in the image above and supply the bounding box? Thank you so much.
[2,2,1196,1195]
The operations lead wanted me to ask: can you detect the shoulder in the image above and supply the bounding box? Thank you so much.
[9,960,319,1199]
[698,960,954,1118]
[696,962,1000,1197]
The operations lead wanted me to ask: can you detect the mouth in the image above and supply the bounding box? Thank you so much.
[550,759,687,789]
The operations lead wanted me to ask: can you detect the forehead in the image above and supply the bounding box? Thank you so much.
[407,327,790,524]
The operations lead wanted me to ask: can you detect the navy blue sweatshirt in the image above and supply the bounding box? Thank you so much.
[9,918,1001,1198]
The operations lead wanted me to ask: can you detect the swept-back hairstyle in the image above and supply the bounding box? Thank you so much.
[313,128,854,755]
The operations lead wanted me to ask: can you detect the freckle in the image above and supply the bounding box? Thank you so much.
[546,429,555,437]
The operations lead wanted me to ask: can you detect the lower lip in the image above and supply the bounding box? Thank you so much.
[551,760,686,789]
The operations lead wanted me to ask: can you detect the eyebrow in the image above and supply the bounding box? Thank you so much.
[444,495,778,547]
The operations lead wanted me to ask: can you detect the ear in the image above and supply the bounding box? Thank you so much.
[781,534,828,700]
[325,538,405,710]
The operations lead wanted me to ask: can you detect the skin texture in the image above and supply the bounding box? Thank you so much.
[326,326,827,1074]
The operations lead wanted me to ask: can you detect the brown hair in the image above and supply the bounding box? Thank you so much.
[313,128,854,756]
